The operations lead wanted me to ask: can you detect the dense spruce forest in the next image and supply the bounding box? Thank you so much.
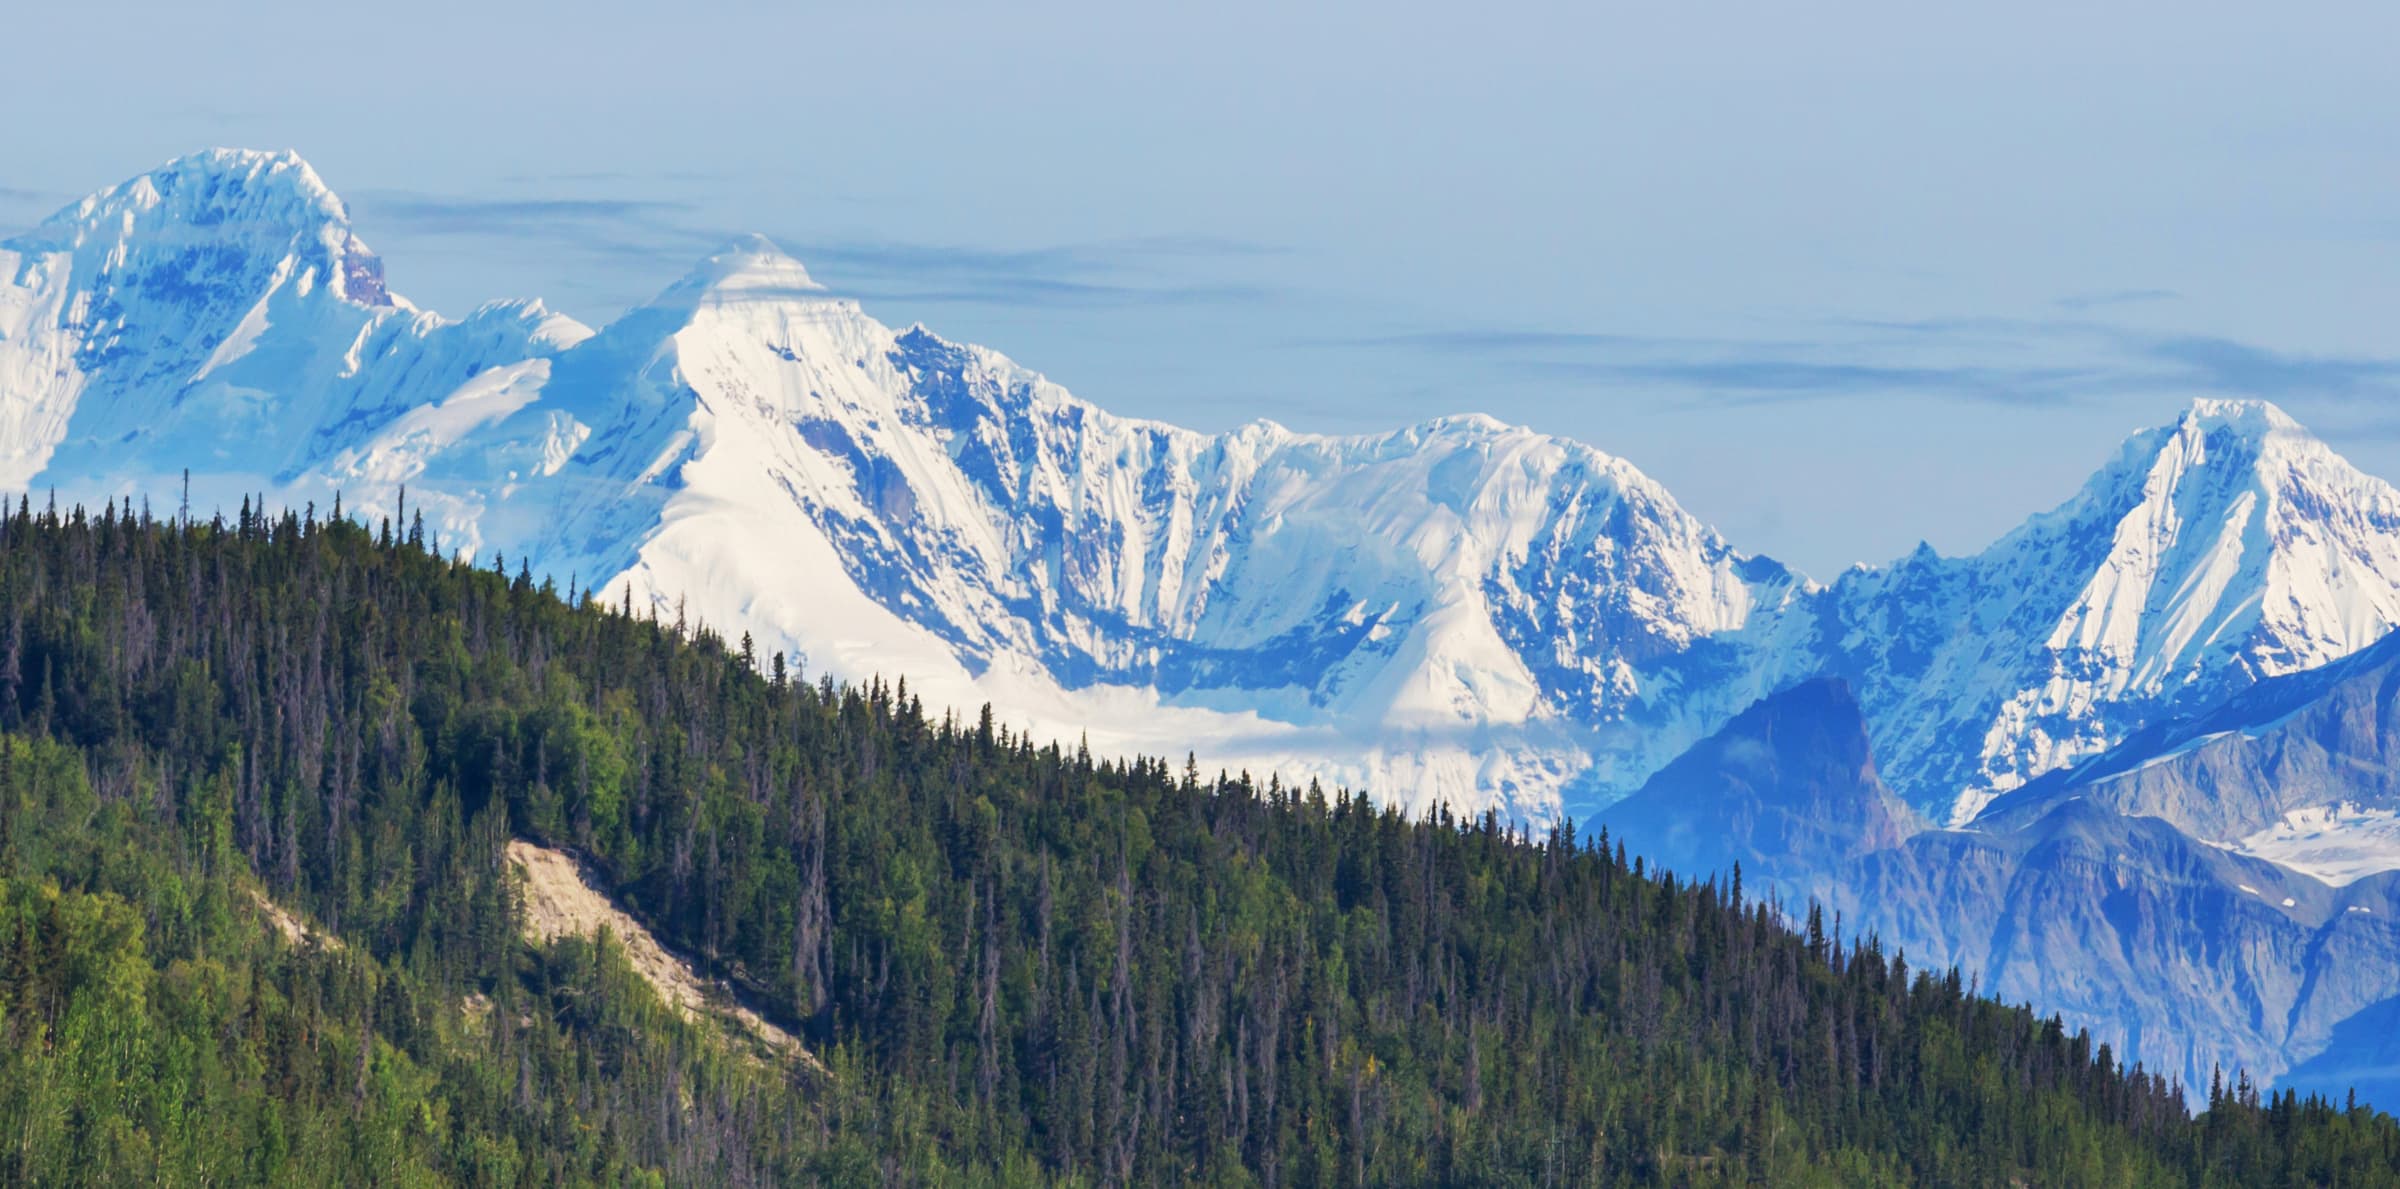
[0,496,2393,1186]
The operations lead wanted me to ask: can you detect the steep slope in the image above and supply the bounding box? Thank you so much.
[1978,626,2400,881]
[1825,400,2400,822]
[1852,803,2400,1100]
[1598,678,1921,887]
[0,149,587,506]
[508,840,812,1065]
[1613,676,2400,1097]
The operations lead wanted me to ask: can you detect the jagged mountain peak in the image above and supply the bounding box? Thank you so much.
[7,146,392,310]
[1416,411,1515,437]
[2087,398,2387,526]
[0,150,586,495]
[2158,395,2355,475]
[581,234,869,387]
[29,148,349,240]
[1830,397,2400,824]
[463,297,596,353]
[2071,399,2400,661]
[2025,398,2347,537]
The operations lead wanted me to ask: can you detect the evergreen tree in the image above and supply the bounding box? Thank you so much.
[0,502,2380,1184]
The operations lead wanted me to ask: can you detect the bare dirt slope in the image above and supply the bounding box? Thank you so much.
[507,839,814,1067]
[253,889,340,950]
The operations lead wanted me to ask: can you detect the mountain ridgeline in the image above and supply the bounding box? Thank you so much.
[1601,676,2400,1101]
[16,150,2400,829]
[0,500,2394,1182]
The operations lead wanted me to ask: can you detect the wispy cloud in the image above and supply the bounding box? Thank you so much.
[0,187,65,242]
[350,190,714,260]
[781,233,1286,309]
[1358,325,2111,405]
[2141,335,2400,400]
[812,277,1275,308]
[1347,309,2400,409]
[1525,358,2112,406]
[173,105,272,128]
[360,194,696,229]
[2055,288,2179,312]
[1354,329,1711,353]
[497,169,732,186]
[0,186,63,237]
[347,188,730,282]
[350,185,1283,311]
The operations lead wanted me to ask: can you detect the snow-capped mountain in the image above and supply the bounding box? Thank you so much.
[11,149,2400,835]
[472,234,1822,820]
[0,151,1819,823]
[1818,399,2400,822]
[0,149,588,501]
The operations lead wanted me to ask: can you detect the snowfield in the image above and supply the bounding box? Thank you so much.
[2237,805,2400,888]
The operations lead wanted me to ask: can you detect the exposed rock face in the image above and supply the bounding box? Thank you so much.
[1845,807,2400,1098]
[1980,630,2400,847]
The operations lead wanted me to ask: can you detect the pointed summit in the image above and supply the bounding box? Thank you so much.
[7,147,391,308]
[656,234,828,307]
[1830,396,2400,822]
[1600,677,1922,881]
[2058,398,2326,524]
[2114,396,2328,495]
[2106,397,2390,535]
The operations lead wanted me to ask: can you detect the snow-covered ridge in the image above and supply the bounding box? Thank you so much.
[0,149,590,497]
[1822,397,2400,821]
[10,149,2400,825]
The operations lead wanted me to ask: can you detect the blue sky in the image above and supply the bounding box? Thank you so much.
[4,0,2397,577]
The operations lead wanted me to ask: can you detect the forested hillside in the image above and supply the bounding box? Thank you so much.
[0,497,2393,1185]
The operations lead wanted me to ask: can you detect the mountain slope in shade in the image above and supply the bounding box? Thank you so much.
[1853,803,2400,1100]
[1978,626,2400,883]
[1597,678,1921,888]
[1609,677,2400,1097]
[12,150,2400,826]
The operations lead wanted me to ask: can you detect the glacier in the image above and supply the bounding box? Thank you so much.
[12,148,2400,833]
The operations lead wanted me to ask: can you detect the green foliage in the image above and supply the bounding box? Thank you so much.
[0,497,2387,1184]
